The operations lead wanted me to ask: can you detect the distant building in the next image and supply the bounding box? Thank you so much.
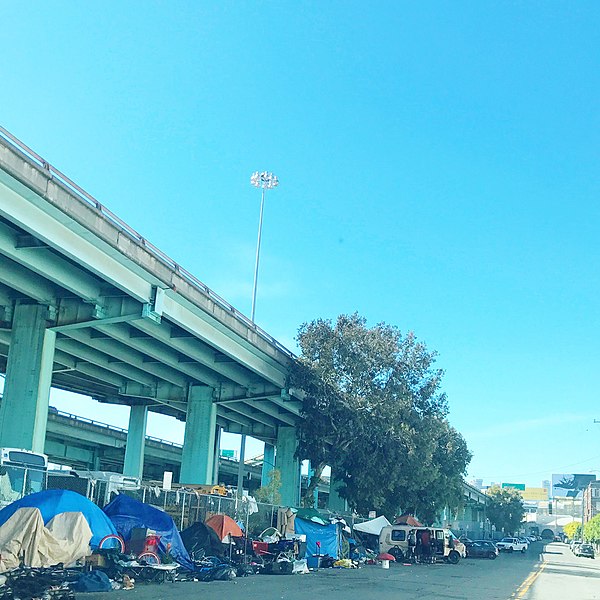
[469,478,483,490]
[583,481,600,524]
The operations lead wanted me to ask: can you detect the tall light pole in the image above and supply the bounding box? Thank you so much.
[250,171,279,322]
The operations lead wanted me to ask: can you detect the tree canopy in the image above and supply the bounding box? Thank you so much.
[584,514,600,544]
[485,485,525,535]
[563,520,582,541]
[291,313,471,521]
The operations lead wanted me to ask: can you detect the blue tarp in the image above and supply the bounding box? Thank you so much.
[0,489,117,547]
[103,494,194,570]
[294,517,341,563]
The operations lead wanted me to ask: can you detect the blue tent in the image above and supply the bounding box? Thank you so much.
[0,489,117,547]
[294,517,341,567]
[103,494,194,570]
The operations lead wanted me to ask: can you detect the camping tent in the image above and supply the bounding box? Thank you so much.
[0,489,117,547]
[103,494,194,570]
[181,520,225,557]
[394,514,423,526]
[205,514,243,542]
[294,517,341,566]
[0,507,93,572]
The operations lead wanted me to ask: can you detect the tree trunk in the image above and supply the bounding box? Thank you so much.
[302,463,326,507]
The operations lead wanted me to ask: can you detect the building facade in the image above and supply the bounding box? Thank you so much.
[583,481,600,524]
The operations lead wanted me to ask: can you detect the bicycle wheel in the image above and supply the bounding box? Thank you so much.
[98,534,125,553]
[138,551,161,565]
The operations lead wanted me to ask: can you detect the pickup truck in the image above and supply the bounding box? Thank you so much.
[496,537,528,553]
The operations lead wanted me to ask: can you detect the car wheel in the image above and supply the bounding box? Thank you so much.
[489,552,497,559]
[521,548,526,553]
[508,547,514,553]
[448,550,460,564]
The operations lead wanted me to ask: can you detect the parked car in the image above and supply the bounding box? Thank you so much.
[464,540,498,559]
[571,540,583,554]
[574,544,595,559]
[496,537,528,553]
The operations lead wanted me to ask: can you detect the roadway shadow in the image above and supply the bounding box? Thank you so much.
[541,562,600,578]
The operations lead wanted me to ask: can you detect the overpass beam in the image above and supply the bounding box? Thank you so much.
[0,302,56,452]
[261,442,275,487]
[275,427,299,507]
[123,404,148,479]
[180,385,216,485]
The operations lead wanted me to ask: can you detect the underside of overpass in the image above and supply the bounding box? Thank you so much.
[0,127,305,505]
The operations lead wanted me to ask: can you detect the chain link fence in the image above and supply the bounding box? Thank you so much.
[119,487,280,535]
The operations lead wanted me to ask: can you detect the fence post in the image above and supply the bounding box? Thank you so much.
[180,492,185,530]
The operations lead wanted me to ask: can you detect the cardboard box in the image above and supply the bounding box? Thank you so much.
[85,554,106,568]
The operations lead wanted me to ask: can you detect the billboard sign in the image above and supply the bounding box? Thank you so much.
[502,483,526,491]
[552,474,596,498]
[521,487,548,501]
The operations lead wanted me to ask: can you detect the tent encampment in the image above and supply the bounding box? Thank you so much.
[103,494,194,570]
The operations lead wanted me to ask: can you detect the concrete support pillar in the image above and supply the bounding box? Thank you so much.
[261,442,275,487]
[180,386,215,485]
[212,426,222,484]
[237,434,246,497]
[93,452,102,471]
[328,474,348,513]
[123,404,148,479]
[0,303,56,452]
[275,427,299,507]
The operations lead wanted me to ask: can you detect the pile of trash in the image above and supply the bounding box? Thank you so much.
[0,566,78,600]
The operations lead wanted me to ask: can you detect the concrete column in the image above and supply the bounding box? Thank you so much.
[237,434,246,496]
[180,385,215,485]
[0,303,56,452]
[212,425,222,484]
[261,442,275,487]
[123,404,148,479]
[275,427,299,507]
[328,474,348,512]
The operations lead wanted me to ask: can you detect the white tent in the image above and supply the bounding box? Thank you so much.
[353,515,391,536]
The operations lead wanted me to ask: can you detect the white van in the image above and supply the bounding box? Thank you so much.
[379,525,465,564]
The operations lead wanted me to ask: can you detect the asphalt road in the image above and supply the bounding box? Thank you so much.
[79,542,545,600]
[523,541,600,600]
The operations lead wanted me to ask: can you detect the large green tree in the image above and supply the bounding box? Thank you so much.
[292,313,471,520]
[485,485,525,535]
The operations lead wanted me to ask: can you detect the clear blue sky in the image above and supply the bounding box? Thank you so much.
[1,2,599,488]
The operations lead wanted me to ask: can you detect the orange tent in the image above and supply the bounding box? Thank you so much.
[205,514,243,541]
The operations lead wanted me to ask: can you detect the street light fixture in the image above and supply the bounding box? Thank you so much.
[249,171,279,322]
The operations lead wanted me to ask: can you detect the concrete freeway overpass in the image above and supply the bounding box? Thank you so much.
[0,127,316,507]
[45,406,263,488]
